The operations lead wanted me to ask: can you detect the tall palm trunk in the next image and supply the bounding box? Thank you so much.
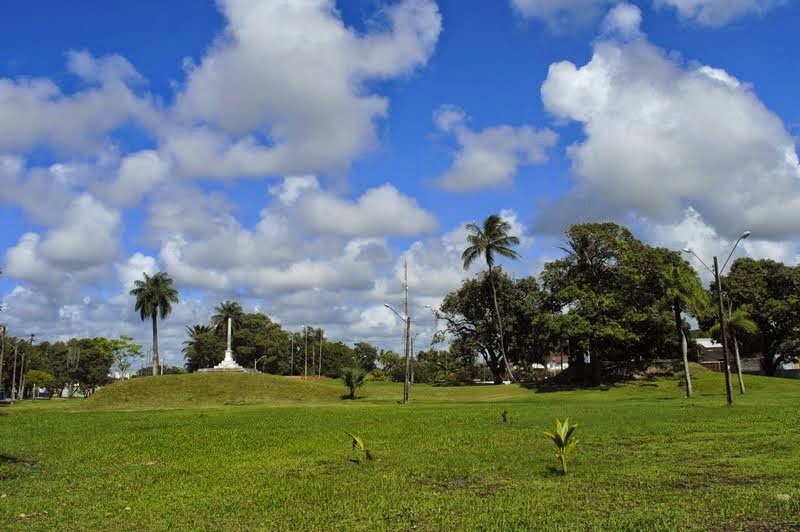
[733,332,745,394]
[674,300,692,398]
[487,265,514,382]
[151,311,159,376]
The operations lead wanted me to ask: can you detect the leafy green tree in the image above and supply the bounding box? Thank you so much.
[352,342,379,372]
[184,327,225,372]
[211,300,245,336]
[414,348,471,384]
[318,341,357,378]
[541,223,674,385]
[374,349,405,382]
[462,214,521,381]
[183,325,213,364]
[106,336,143,378]
[716,258,800,374]
[661,259,709,398]
[439,270,545,383]
[66,338,115,388]
[24,369,56,390]
[130,271,179,376]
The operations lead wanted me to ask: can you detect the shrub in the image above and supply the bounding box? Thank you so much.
[341,366,366,399]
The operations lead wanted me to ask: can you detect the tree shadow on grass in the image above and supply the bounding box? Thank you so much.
[340,394,365,400]
[543,465,566,478]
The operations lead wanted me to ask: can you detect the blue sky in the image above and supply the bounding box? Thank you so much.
[1,0,799,365]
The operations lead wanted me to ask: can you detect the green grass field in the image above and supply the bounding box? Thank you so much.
[2,367,799,530]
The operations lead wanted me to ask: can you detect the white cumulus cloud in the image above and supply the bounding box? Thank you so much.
[655,0,786,26]
[298,184,438,237]
[433,105,557,191]
[510,0,617,31]
[538,21,800,240]
[169,0,442,178]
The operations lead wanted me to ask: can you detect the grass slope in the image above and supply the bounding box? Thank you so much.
[78,371,548,410]
[1,368,799,530]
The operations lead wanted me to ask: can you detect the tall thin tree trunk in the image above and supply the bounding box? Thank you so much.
[11,344,18,400]
[19,351,27,399]
[675,301,692,398]
[589,342,601,386]
[0,326,5,397]
[733,333,745,394]
[151,311,159,376]
[487,266,514,382]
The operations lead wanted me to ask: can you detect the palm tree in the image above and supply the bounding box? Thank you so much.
[130,272,179,376]
[182,324,213,355]
[462,214,520,382]
[341,366,366,400]
[211,300,245,336]
[711,305,758,395]
[662,263,709,398]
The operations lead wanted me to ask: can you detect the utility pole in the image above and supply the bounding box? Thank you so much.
[318,329,323,378]
[304,326,308,379]
[18,333,34,400]
[403,260,411,404]
[290,334,294,376]
[11,342,18,400]
[713,256,734,406]
[0,325,5,398]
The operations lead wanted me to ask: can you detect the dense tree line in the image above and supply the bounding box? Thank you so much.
[439,221,799,385]
[704,258,800,375]
[0,334,140,398]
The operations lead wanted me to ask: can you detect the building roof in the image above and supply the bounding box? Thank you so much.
[695,338,721,349]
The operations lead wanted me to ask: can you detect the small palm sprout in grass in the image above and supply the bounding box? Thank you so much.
[341,366,366,400]
[345,432,374,462]
[501,410,509,423]
[544,418,579,476]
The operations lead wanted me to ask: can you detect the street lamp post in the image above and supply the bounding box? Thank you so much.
[384,303,411,404]
[683,231,750,406]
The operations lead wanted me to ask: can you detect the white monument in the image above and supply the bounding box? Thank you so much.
[202,317,246,372]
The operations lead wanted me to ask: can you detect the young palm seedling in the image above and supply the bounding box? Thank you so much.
[544,418,578,475]
[345,432,374,463]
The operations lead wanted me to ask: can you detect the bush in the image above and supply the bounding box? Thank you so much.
[341,366,367,399]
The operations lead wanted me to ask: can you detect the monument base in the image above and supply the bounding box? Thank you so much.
[199,349,249,372]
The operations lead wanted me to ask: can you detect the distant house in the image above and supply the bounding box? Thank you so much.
[696,337,761,373]
[695,338,723,361]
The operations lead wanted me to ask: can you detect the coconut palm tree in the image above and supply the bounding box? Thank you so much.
[462,214,520,382]
[711,305,758,394]
[130,272,179,376]
[662,262,709,398]
[211,300,245,336]
[182,324,213,355]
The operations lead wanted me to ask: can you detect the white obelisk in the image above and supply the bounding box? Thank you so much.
[212,317,244,370]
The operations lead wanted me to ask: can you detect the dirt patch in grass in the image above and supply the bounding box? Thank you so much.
[716,517,800,531]
[0,453,36,465]
[0,453,38,481]
[413,473,505,499]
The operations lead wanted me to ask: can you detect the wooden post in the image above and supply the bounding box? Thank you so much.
[403,260,411,404]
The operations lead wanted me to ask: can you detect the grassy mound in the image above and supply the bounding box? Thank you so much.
[79,363,800,411]
[83,372,551,410]
[83,372,346,410]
